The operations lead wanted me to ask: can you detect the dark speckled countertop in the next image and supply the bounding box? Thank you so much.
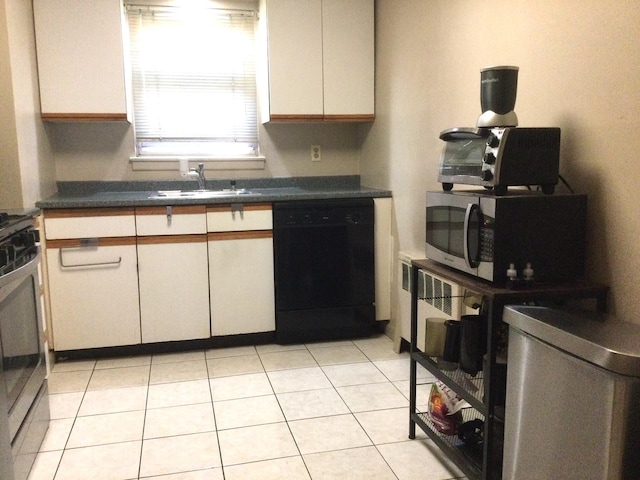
[36,176,391,209]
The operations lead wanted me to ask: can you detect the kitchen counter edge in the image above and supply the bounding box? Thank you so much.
[36,180,391,209]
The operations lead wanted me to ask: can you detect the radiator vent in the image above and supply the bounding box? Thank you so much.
[423,272,453,316]
[397,251,468,349]
[401,260,411,292]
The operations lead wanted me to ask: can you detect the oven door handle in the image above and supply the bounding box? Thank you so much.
[463,203,481,268]
[59,247,122,269]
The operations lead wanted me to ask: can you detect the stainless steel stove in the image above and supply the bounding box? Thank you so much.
[0,209,49,480]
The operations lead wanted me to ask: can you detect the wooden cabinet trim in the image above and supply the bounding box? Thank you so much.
[206,204,272,213]
[46,237,137,249]
[41,113,129,122]
[45,208,135,218]
[208,231,273,241]
[268,114,374,123]
[268,114,324,122]
[136,205,207,216]
[137,234,207,245]
[323,114,375,122]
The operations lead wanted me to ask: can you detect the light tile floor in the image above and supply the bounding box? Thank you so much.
[29,334,467,480]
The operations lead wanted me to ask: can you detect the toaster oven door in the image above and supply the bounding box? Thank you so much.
[437,128,488,189]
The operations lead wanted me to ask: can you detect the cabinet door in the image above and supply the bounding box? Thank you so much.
[322,0,374,118]
[374,198,392,321]
[46,239,140,350]
[137,236,210,343]
[264,0,324,120]
[33,0,129,121]
[261,0,374,122]
[209,232,275,336]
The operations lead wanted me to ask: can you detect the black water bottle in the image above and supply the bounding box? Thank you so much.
[442,319,462,363]
[459,314,488,375]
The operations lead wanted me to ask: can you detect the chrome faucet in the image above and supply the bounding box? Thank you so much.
[188,163,206,190]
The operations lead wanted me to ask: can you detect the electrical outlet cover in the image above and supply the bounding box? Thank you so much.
[311,145,321,162]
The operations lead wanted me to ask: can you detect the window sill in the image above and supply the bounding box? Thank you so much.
[130,156,266,171]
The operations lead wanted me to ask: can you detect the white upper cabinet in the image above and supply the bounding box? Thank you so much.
[261,0,324,120]
[33,0,130,121]
[321,0,375,119]
[259,0,374,123]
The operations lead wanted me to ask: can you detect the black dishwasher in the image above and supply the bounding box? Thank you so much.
[273,198,375,344]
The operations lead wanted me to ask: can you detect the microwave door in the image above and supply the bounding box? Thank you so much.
[426,192,480,276]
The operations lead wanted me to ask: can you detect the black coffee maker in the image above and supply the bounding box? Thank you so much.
[476,65,519,128]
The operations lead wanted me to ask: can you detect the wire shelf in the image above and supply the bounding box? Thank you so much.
[413,408,484,479]
[413,352,486,412]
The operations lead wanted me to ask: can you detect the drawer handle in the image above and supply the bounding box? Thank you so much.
[59,246,122,269]
[231,203,244,220]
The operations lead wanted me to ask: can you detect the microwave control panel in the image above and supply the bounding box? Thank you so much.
[479,217,495,262]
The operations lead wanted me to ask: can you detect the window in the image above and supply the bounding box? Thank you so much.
[125,1,258,159]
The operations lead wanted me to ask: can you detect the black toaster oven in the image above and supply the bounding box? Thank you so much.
[437,127,561,196]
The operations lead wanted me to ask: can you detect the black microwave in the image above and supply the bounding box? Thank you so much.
[425,190,587,284]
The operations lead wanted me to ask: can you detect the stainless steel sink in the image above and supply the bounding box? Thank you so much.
[148,189,258,199]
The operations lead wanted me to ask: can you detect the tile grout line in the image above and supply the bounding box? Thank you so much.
[259,342,315,480]
[50,360,97,480]
[328,347,403,479]
[204,347,226,479]
[136,354,154,480]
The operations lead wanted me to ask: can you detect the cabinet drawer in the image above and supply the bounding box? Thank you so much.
[136,206,207,236]
[207,204,272,232]
[44,208,135,239]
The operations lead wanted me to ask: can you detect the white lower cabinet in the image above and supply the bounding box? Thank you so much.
[374,197,392,321]
[207,204,275,336]
[208,232,275,336]
[44,208,141,351]
[137,237,210,343]
[46,238,141,350]
[136,206,210,343]
[44,203,281,349]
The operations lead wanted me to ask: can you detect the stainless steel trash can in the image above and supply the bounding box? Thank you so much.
[502,305,640,480]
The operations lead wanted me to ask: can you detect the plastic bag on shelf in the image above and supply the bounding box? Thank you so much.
[427,380,470,435]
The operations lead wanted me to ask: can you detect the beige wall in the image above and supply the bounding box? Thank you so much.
[362,0,640,323]
[0,1,22,208]
[46,117,363,182]
[0,0,55,209]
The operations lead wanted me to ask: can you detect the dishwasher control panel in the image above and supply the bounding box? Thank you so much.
[273,198,374,227]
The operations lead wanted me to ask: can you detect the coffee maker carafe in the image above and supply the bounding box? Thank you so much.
[477,65,519,128]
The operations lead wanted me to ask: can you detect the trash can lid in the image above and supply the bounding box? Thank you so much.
[503,306,640,377]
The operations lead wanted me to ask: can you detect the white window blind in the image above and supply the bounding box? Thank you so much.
[125,3,258,157]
